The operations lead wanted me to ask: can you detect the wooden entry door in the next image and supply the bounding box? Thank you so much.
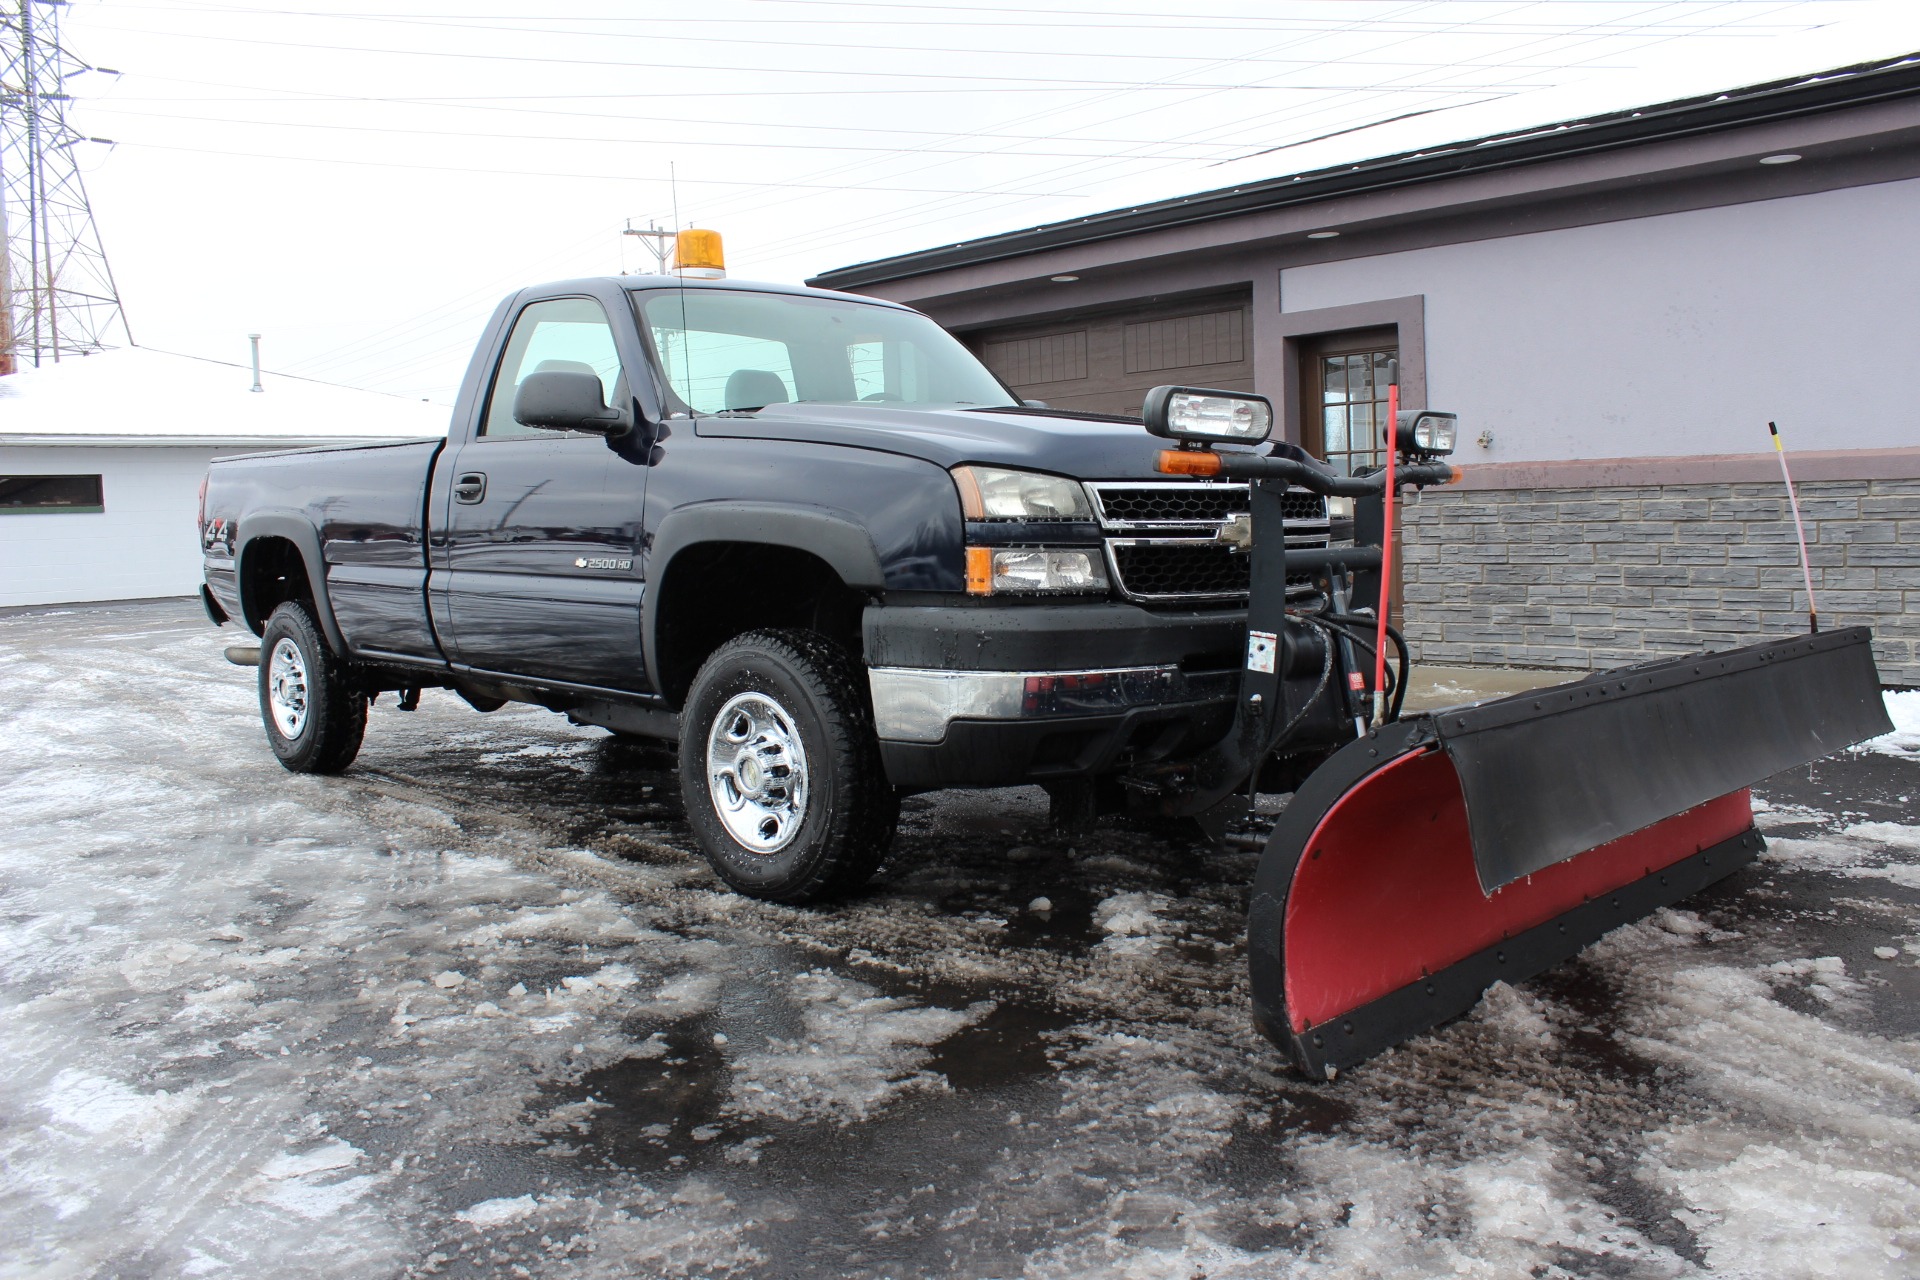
[1300,327,1396,475]
[1299,326,1402,614]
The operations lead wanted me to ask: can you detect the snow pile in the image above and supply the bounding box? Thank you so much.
[456,1194,538,1228]
[443,1181,767,1276]
[1858,690,1920,758]
[1660,1141,1920,1279]
[1467,981,1557,1046]
[36,1070,201,1152]
[724,970,984,1124]
[1092,891,1177,956]
[1616,959,1920,1275]
[250,1138,383,1220]
[1294,1134,1687,1277]
[1763,828,1920,891]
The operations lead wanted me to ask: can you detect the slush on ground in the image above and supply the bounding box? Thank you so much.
[3,600,1917,1278]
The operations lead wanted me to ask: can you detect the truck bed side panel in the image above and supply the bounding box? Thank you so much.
[205,438,446,660]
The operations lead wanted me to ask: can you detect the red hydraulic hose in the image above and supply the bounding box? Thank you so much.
[1373,377,1398,725]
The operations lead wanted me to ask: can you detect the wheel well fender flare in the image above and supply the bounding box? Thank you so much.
[643,501,884,693]
[235,512,345,653]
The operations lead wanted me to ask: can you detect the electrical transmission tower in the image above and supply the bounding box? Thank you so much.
[0,0,129,372]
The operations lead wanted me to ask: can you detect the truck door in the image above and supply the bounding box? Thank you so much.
[439,295,651,692]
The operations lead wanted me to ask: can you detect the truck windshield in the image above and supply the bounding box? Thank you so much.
[637,288,1017,414]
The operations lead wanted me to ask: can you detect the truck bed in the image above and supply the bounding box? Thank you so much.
[203,437,447,661]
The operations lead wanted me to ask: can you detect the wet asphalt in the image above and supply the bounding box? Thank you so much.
[2,598,1917,1279]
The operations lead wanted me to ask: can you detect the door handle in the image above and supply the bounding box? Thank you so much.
[453,472,487,504]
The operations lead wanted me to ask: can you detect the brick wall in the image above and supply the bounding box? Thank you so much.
[1398,477,1918,687]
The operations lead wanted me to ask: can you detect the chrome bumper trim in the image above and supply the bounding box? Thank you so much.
[868,663,1224,744]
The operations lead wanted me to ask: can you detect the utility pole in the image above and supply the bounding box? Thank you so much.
[621,219,678,276]
[0,0,130,370]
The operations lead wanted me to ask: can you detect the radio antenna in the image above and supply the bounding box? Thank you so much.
[669,161,691,407]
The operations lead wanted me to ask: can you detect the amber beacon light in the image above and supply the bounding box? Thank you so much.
[674,229,726,279]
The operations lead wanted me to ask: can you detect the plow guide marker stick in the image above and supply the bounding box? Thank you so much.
[1373,371,1399,726]
[1770,420,1819,633]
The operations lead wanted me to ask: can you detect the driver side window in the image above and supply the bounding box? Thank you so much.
[481,297,623,439]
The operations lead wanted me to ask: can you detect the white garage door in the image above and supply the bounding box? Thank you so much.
[0,445,226,608]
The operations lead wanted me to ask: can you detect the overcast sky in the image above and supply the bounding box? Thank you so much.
[45,0,1920,403]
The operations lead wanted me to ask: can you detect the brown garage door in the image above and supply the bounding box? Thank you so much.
[964,291,1253,417]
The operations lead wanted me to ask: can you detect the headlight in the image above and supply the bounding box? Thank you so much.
[1393,409,1458,456]
[952,465,1092,520]
[965,547,1108,595]
[1142,385,1274,444]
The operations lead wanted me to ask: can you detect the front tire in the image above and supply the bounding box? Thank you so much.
[679,629,897,903]
[259,602,366,774]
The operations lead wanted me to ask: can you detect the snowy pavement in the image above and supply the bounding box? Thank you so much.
[3,599,1918,1279]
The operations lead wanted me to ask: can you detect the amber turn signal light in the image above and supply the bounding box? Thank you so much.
[965,546,994,594]
[1154,449,1223,477]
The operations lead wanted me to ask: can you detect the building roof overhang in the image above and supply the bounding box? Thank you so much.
[809,53,1920,295]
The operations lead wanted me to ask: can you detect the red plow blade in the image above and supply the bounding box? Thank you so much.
[1249,627,1891,1078]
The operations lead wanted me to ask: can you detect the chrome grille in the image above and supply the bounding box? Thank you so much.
[1087,482,1328,529]
[1106,540,1249,601]
[1087,481,1329,604]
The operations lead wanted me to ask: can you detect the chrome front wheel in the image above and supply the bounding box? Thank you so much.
[705,691,810,854]
[678,629,897,903]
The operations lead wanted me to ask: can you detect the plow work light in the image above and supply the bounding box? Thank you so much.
[1144,386,1274,445]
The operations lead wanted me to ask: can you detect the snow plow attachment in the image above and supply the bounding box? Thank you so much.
[1249,626,1891,1078]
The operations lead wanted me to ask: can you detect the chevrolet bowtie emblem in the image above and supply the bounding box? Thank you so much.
[1215,511,1254,553]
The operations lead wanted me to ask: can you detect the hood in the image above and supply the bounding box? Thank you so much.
[693,402,1190,480]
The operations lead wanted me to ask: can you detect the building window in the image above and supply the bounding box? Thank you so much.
[0,474,104,514]
[1300,328,1396,476]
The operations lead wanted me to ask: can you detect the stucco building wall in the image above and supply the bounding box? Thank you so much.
[1278,178,1920,463]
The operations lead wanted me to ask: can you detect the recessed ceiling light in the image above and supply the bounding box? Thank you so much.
[1307,230,1340,240]
[1758,153,1802,165]
[1050,274,1080,282]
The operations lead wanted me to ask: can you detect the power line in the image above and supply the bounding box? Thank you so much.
[78,104,1320,161]
[62,19,1551,91]
[74,1,1661,69]
[739,0,1804,261]
[86,0,1815,35]
[110,139,1104,197]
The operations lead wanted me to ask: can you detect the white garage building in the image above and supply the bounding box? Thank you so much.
[0,348,446,608]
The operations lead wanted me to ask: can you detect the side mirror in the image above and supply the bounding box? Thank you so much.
[1393,409,1457,457]
[514,370,632,436]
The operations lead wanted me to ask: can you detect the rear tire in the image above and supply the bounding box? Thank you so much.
[679,629,897,902]
[259,602,366,774]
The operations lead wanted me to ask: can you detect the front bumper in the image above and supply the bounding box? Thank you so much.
[863,601,1245,788]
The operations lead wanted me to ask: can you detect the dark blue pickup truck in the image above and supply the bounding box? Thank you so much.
[199,276,1328,901]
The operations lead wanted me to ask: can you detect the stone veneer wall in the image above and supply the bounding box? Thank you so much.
[1398,477,1918,687]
